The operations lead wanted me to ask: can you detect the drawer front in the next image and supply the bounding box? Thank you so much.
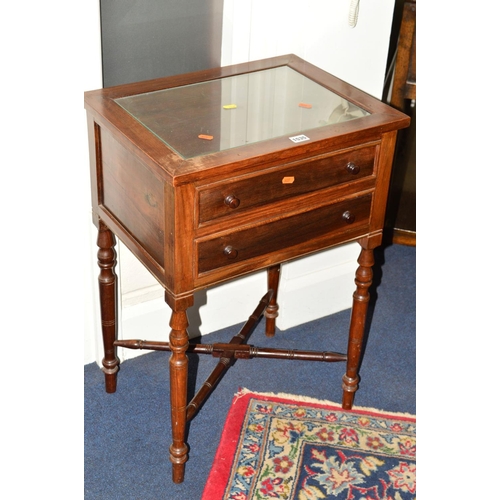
[197,193,372,275]
[198,144,376,224]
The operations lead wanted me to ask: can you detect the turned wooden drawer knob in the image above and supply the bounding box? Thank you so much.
[346,162,360,175]
[224,245,238,259]
[342,211,355,224]
[224,195,240,209]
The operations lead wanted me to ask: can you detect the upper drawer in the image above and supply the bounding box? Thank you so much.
[198,143,377,224]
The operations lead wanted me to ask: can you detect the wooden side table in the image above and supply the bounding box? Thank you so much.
[84,54,410,483]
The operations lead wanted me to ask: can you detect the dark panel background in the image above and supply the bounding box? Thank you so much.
[100,0,224,87]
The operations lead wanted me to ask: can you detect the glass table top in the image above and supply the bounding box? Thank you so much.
[114,66,370,159]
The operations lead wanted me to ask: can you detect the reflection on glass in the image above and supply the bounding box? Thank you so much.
[115,66,370,159]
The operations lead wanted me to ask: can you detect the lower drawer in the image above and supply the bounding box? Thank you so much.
[196,193,372,275]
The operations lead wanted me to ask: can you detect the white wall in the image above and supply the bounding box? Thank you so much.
[2,1,102,494]
[84,0,396,365]
[221,0,394,97]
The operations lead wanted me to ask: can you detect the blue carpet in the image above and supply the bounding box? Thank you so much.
[84,243,415,499]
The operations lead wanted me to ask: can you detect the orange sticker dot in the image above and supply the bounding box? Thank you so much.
[298,102,312,109]
[198,134,213,140]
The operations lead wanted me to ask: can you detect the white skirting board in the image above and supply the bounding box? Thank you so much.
[276,244,359,330]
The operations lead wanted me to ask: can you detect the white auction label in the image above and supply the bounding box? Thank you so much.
[289,134,310,143]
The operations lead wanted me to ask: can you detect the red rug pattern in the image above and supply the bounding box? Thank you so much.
[202,389,416,500]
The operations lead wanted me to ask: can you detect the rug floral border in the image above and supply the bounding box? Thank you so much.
[202,389,416,500]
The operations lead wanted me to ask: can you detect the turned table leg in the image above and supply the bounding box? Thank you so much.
[265,264,281,337]
[97,220,120,393]
[342,246,374,409]
[168,307,190,483]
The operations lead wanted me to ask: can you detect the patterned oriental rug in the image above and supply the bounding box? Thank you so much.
[202,389,416,500]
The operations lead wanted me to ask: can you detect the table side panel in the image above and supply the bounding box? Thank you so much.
[100,127,166,268]
[87,116,103,228]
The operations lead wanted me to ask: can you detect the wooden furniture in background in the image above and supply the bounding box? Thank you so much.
[390,0,416,111]
[85,54,409,483]
[385,0,416,245]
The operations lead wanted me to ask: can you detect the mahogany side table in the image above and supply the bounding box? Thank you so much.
[84,54,410,483]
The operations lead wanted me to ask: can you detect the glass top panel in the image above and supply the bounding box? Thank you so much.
[114,66,370,159]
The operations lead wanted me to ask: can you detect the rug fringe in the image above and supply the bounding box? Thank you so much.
[235,387,416,418]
